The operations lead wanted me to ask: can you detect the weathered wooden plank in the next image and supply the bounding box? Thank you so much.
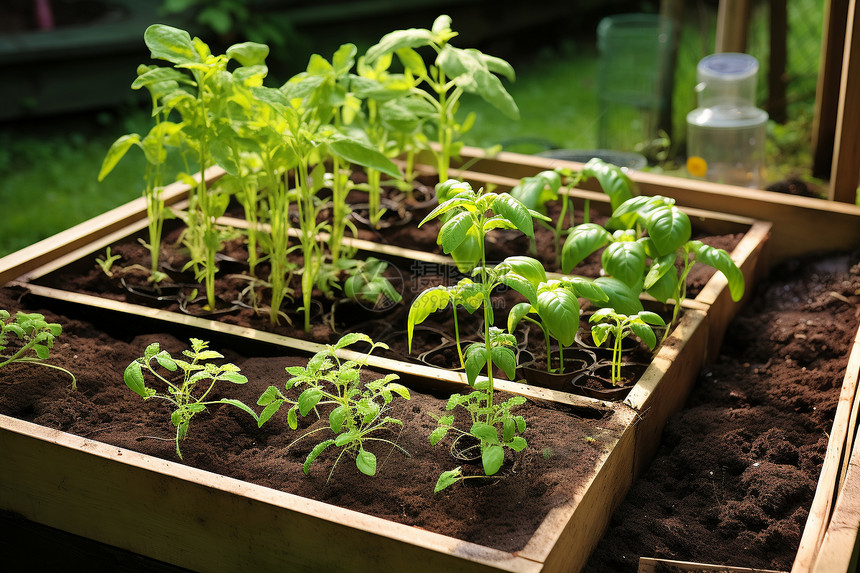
[0,415,540,573]
[793,323,860,572]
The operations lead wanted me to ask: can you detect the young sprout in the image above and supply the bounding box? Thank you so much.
[589,308,665,386]
[123,338,256,459]
[256,333,410,479]
[0,310,76,389]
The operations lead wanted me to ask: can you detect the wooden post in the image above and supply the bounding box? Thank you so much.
[828,0,860,203]
[811,0,850,179]
[768,0,788,123]
[716,0,752,53]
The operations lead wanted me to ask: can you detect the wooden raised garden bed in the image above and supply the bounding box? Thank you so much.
[0,155,768,572]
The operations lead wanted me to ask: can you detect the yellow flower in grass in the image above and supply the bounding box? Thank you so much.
[687,156,708,178]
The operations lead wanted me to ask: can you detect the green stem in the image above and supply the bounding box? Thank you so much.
[452,307,466,370]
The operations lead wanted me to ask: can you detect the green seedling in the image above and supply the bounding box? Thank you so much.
[123,338,256,459]
[95,247,122,278]
[256,333,410,479]
[407,179,548,490]
[365,15,519,182]
[563,193,744,342]
[0,310,76,389]
[589,308,665,385]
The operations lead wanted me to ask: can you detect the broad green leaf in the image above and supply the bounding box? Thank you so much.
[560,276,608,303]
[98,134,141,181]
[602,241,647,287]
[365,28,436,63]
[691,241,746,301]
[582,158,636,211]
[508,436,528,451]
[450,227,482,274]
[591,323,612,347]
[593,277,644,315]
[482,444,505,475]
[646,206,691,256]
[638,311,666,326]
[503,417,515,443]
[630,321,658,350]
[645,261,679,303]
[434,467,462,492]
[491,346,516,380]
[561,224,613,273]
[123,362,149,398]
[155,354,178,371]
[407,287,450,352]
[329,135,401,179]
[492,194,534,236]
[497,273,538,307]
[298,387,323,416]
[217,398,258,419]
[502,255,547,287]
[509,171,560,213]
[257,401,282,427]
[471,422,500,444]
[438,211,474,254]
[429,425,450,446]
[537,288,580,347]
[507,302,534,333]
[226,42,270,67]
[356,448,377,476]
[221,372,247,384]
[437,45,519,120]
[333,332,373,351]
[644,253,677,290]
[464,344,488,386]
[144,24,201,65]
[329,405,348,433]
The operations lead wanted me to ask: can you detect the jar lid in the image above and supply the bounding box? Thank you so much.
[698,53,759,82]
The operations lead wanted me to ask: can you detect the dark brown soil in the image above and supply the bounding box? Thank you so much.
[0,283,623,556]
[3,247,858,570]
[584,249,860,572]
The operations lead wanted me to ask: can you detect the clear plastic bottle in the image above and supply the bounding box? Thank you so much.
[686,53,768,188]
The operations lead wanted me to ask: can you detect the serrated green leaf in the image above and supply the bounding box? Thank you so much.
[434,467,462,492]
[429,426,450,446]
[303,439,335,475]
